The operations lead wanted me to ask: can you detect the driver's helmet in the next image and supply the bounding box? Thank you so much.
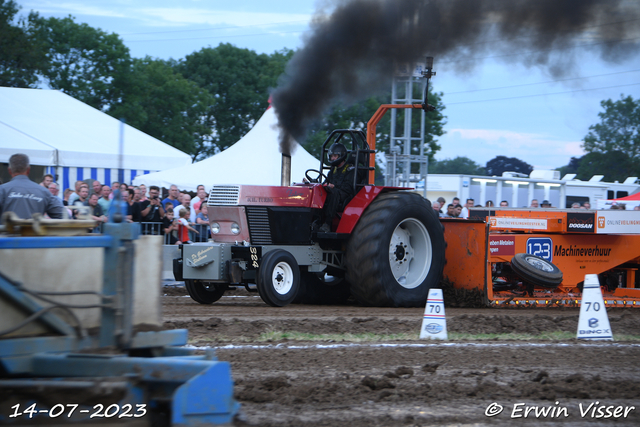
[327,142,348,167]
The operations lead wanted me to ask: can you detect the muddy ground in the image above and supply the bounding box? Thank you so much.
[163,285,640,426]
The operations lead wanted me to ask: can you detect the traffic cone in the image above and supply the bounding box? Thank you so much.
[577,274,613,341]
[420,288,447,340]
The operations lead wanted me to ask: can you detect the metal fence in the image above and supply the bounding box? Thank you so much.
[91,222,211,245]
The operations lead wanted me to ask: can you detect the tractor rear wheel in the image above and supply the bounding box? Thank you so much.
[345,192,445,307]
[184,279,225,304]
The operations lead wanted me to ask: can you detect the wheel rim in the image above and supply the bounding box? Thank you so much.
[388,218,432,289]
[272,261,294,295]
[524,256,554,272]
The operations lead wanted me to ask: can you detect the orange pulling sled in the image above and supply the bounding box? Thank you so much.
[442,208,640,307]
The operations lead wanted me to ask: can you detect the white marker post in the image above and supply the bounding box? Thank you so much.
[577,274,613,341]
[420,288,447,340]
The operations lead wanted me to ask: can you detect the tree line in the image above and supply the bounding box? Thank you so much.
[2,0,637,182]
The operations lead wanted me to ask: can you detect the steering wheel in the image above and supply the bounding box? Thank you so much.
[305,169,328,183]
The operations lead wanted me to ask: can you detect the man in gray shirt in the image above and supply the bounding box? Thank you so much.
[0,154,64,219]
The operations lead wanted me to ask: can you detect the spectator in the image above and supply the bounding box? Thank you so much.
[63,188,74,206]
[460,198,474,219]
[177,208,199,244]
[452,205,463,218]
[541,200,552,208]
[162,185,180,209]
[85,193,107,226]
[119,183,128,193]
[138,184,148,202]
[444,203,455,218]
[571,202,581,209]
[140,185,165,234]
[67,180,85,205]
[190,185,207,223]
[109,181,120,200]
[91,180,102,197]
[452,197,460,206]
[98,185,112,214]
[125,188,141,222]
[485,200,494,207]
[175,193,191,219]
[48,182,61,200]
[431,201,441,215]
[0,154,64,219]
[530,199,539,208]
[71,184,89,218]
[499,200,509,207]
[437,197,446,208]
[163,207,180,244]
[196,203,210,225]
[40,174,53,188]
[583,201,591,210]
[634,205,640,211]
[132,187,142,203]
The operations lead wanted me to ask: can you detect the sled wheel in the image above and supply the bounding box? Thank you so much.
[510,253,563,289]
[346,192,446,307]
[184,279,225,304]
[294,269,352,305]
[257,249,300,307]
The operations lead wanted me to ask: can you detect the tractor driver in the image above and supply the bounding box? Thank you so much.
[319,143,356,232]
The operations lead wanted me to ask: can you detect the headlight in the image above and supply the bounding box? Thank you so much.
[231,222,241,234]
[210,222,220,234]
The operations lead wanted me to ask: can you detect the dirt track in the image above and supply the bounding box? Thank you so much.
[163,285,640,426]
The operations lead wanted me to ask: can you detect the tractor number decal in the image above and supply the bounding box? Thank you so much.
[250,246,260,269]
[526,237,553,262]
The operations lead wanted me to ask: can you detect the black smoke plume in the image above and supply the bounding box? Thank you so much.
[271,0,639,155]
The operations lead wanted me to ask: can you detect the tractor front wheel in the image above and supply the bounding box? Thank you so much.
[184,279,226,304]
[257,249,301,307]
[346,192,445,307]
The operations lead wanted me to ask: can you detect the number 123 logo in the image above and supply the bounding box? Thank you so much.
[526,237,552,262]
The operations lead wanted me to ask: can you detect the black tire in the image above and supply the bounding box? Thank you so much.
[345,192,445,307]
[184,279,225,304]
[510,253,563,289]
[257,249,301,307]
[294,269,352,305]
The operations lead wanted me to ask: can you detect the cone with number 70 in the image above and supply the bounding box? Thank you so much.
[420,288,447,340]
[577,274,613,341]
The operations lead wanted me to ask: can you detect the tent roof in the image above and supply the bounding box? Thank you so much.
[133,107,320,191]
[0,87,191,170]
[613,192,640,201]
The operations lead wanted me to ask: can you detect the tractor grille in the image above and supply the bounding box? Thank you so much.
[208,185,240,206]
[246,207,272,245]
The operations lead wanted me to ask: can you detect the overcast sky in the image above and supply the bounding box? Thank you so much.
[16,0,640,172]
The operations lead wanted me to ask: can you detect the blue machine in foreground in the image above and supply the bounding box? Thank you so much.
[0,220,239,425]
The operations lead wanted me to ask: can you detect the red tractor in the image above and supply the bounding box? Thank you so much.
[173,101,446,307]
[174,60,444,307]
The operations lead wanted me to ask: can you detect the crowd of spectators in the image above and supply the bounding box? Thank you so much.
[0,154,211,244]
[430,195,636,218]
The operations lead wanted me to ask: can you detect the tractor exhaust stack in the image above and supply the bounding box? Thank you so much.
[281,153,291,186]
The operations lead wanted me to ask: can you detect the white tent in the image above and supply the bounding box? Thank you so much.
[0,87,191,189]
[132,107,321,191]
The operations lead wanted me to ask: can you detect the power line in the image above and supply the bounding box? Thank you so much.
[446,82,640,105]
[444,69,640,95]
[439,36,640,66]
[451,18,640,50]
